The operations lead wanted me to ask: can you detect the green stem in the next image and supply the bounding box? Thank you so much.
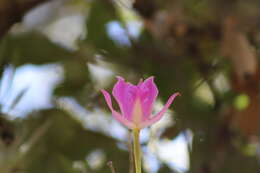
[133,129,141,173]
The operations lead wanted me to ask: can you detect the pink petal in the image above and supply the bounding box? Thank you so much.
[138,76,158,120]
[101,89,134,129]
[112,76,138,121]
[140,93,180,128]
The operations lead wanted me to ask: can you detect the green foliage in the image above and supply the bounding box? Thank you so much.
[84,0,129,58]
[0,32,74,66]
[20,109,129,173]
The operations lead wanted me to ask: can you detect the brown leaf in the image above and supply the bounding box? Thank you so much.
[221,16,257,82]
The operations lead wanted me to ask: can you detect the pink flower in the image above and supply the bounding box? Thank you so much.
[101,76,179,129]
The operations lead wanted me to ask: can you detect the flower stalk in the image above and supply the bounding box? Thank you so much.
[133,129,141,173]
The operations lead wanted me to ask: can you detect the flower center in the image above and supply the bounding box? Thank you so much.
[132,99,143,127]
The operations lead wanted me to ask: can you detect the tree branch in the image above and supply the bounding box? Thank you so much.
[0,0,51,38]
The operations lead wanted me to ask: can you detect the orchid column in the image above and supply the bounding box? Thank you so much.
[101,76,179,173]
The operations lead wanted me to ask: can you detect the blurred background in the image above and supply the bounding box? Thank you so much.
[1,0,260,172]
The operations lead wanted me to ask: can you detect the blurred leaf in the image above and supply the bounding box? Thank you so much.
[234,93,250,111]
[22,109,129,173]
[0,31,75,66]
[0,114,15,146]
[54,59,91,104]
[26,152,76,173]
[84,0,130,58]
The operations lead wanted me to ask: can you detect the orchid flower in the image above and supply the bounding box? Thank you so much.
[101,76,179,173]
[101,76,179,130]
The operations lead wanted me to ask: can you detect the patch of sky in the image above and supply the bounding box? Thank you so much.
[106,21,131,47]
[43,14,86,50]
[153,132,191,172]
[23,0,86,50]
[87,63,115,90]
[143,146,160,173]
[86,149,106,170]
[0,64,63,119]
